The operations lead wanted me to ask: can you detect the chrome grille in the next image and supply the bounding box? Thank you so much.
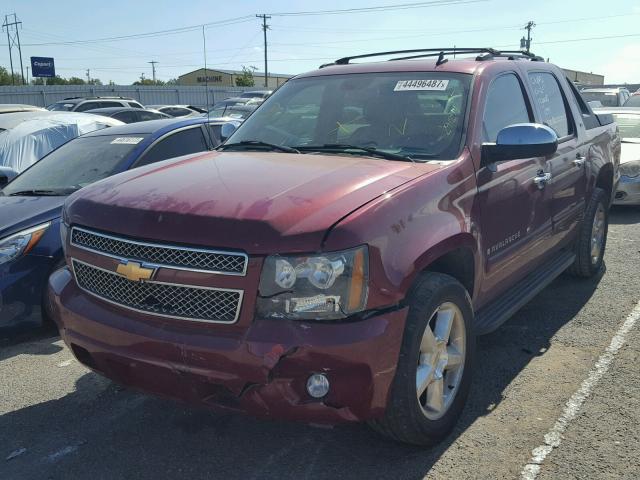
[72,260,242,323]
[71,227,247,275]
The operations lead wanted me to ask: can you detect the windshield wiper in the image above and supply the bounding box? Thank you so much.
[217,141,300,153]
[8,189,75,197]
[295,144,414,162]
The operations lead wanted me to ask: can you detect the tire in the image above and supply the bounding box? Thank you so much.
[568,187,609,278]
[369,272,475,446]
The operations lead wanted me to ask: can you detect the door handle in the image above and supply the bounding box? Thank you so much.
[573,154,586,168]
[533,172,552,189]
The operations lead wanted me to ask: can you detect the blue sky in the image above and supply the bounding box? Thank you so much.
[1,0,639,85]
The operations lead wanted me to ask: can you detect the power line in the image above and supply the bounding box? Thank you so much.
[268,0,486,16]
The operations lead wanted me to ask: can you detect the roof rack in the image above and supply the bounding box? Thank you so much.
[62,95,135,101]
[320,48,544,68]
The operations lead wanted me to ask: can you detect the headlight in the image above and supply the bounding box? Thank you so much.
[0,222,51,266]
[620,160,640,178]
[257,246,368,320]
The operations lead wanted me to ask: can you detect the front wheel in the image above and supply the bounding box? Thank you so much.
[369,272,475,446]
[568,187,609,277]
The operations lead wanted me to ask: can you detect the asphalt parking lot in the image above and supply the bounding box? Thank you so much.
[1,206,639,480]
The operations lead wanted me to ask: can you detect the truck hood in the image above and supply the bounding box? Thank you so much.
[66,151,435,253]
[0,194,65,239]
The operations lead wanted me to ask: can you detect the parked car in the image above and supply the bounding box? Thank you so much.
[84,107,170,123]
[47,96,144,112]
[212,97,262,111]
[49,48,618,446]
[146,105,206,117]
[0,116,238,332]
[206,103,258,120]
[581,87,630,108]
[238,90,272,100]
[0,111,122,173]
[595,107,640,204]
[0,104,45,114]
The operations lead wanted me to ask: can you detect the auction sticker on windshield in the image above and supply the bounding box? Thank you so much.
[110,137,144,145]
[394,79,449,91]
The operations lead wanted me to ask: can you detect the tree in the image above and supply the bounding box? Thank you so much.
[0,66,25,85]
[235,65,256,87]
[67,77,86,85]
[166,78,178,86]
[132,78,165,86]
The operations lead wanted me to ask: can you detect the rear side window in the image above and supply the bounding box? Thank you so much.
[138,110,165,121]
[128,102,144,109]
[482,73,531,142]
[528,72,573,138]
[113,111,137,123]
[137,127,209,166]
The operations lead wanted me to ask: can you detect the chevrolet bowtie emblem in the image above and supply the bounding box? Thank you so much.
[116,261,156,282]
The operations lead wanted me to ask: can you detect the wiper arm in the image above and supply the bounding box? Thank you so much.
[295,144,414,162]
[8,189,74,196]
[217,141,300,153]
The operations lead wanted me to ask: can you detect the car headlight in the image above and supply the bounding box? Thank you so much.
[257,246,369,320]
[620,160,640,178]
[0,222,51,266]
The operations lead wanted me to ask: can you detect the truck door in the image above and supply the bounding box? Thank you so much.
[475,72,555,303]
[526,71,587,247]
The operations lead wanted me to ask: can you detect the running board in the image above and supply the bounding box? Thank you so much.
[474,251,576,335]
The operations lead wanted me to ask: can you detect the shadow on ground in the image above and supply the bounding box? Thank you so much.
[0,268,603,480]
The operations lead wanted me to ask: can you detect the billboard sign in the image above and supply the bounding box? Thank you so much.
[31,57,55,77]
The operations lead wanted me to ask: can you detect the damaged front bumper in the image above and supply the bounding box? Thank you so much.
[48,267,408,423]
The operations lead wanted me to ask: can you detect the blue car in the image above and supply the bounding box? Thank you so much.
[0,116,239,332]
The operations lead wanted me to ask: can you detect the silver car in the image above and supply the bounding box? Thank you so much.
[597,108,640,205]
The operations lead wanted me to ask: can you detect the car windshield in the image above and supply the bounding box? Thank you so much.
[47,102,75,111]
[227,72,471,161]
[1,134,148,196]
[623,96,640,107]
[581,91,619,107]
[611,113,640,140]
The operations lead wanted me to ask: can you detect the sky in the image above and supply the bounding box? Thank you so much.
[1,0,639,85]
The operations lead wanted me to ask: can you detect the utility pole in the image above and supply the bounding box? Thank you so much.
[2,13,25,85]
[86,69,91,84]
[148,60,158,83]
[256,14,271,88]
[26,66,29,84]
[522,21,535,53]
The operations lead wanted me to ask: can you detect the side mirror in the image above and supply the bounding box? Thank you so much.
[0,166,18,188]
[481,123,558,166]
[220,122,238,142]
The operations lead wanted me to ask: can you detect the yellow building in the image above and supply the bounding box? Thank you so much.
[178,68,293,88]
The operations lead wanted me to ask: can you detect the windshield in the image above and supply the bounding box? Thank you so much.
[623,95,640,107]
[581,91,620,107]
[47,102,75,111]
[227,72,471,160]
[611,113,640,140]
[2,134,148,196]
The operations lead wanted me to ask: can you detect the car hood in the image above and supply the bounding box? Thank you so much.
[0,194,66,239]
[66,151,437,253]
[621,142,640,164]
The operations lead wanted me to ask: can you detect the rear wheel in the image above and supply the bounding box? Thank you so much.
[369,272,475,446]
[568,188,609,277]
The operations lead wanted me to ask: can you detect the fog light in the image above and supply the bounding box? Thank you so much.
[306,373,330,398]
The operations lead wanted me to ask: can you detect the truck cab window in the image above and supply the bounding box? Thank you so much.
[528,72,573,138]
[482,73,530,142]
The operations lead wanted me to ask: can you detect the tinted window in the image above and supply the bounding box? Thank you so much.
[581,91,620,107]
[206,124,223,146]
[75,101,101,112]
[137,127,208,166]
[128,102,143,109]
[113,111,138,123]
[566,80,592,115]
[528,72,572,137]
[482,74,530,142]
[230,73,472,160]
[166,107,192,117]
[138,111,166,121]
[2,135,148,195]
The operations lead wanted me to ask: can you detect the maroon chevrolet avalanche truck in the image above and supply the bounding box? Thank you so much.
[48,48,619,445]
